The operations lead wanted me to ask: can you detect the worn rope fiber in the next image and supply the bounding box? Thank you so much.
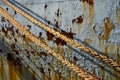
[3,0,120,71]
[0,6,101,80]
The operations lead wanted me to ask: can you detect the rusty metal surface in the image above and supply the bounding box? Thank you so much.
[0,0,120,80]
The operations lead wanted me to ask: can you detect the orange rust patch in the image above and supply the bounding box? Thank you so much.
[32,71,36,80]
[103,18,114,41]
[81,0,94,5]
[9,61,17,80]
[0,56,5,80]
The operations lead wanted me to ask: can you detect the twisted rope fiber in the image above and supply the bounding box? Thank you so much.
[3,0,120,71]
[0,6,101,80]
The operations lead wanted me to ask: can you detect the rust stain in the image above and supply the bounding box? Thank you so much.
[6,7,9,11]
[98,33,104,51]
[9,61,17,80]
[73,55,78,64]
[47,20,50,25]
[55,8,62,17]
[103,18,114,41]
[15,64,23,79]
[32,70,36,80]
[54,19,59,28]
[54,29,75,46]
[100,65,105,80]
[84,39,92,44]
[61,47,65,56]
[72,15,83,33]
[26,36,33,42]
[82,0,87,20]
[44,3,48,19]
[116,9,120,24]
[0,56,5,80]
[92,67,96,75]
[78,23,82,33]
[2,27,7,36]
[46,31,54,41]
[104,46,108,57]
[57,45,61,53]
[41,72,46,80]
[89,4,94,29]
[87,0,94,5]
[109,43,115,53]
[54,37,66,46]
[117,46,120,64]
[72,15,83,24]
[109,43,115,57]
[14,10,17,15]
[72,21,75,32]
[39,51,48,57]
[14,58,21,66]
[57,72,61,80]
[81,0,94,33]
[53,71,57,80]
[38,32,42,39]
[44,3,48,10]
[1,16,6,22]
[68,70,71,80]
[27,24,32,31]
[61,29,75,39]
[39,67,46,80]
[80,0,94,5]
[48,68,51,80]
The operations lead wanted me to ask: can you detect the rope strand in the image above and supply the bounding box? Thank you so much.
[0,6,100,80]
[2,0,120,72]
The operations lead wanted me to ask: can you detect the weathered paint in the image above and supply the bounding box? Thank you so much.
[0,0,120,80]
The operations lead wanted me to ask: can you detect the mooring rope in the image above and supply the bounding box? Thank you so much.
[2,0,120,72]
[0,6,101,80]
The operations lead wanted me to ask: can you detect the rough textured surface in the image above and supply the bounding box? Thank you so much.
[0,0,120,80]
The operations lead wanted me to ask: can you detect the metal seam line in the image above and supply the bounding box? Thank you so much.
[0,6,100,80]
[3,0,120,72]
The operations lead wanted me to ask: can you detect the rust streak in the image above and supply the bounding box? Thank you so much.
[103,18,114,41]
[44,3,48,10]
[116,9,120,25]
[89,4,94,29]
[72,15,83,33]
[104,46,108,57]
